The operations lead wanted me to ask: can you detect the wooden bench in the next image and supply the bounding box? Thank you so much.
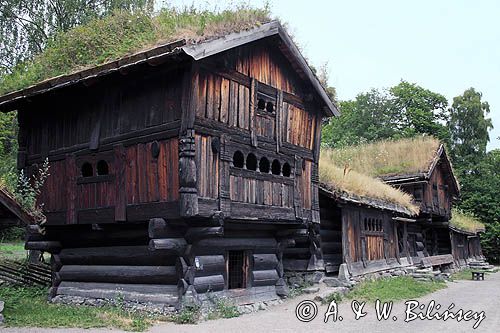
[472,271,485,280]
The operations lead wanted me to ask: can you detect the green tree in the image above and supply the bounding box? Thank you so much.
[322,89,398,147]
[0,0,154,70]
[457,149,500,262]
[390,81,450,143]
[322,80,450,147]
[0,111,17,190]
[448,88,493,168]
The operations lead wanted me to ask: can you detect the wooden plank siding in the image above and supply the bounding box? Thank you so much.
[196,70,250,131]
[229,176,293,208]
[25,68,183,159]
[192,44,320,220]
[23,65,184,225]
[195,134,219,199]
[125,139,179,204]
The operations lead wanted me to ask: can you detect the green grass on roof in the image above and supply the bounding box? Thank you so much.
[0,6,271,96]
[450,209,485,234]
[319,152,419,215]
[323,136,441,178]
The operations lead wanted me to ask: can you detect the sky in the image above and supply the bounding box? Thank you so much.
[167,0,500,150]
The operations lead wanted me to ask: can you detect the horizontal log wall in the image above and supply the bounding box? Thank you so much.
[46,223,181,304]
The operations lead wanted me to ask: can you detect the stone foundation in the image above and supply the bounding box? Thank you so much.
[50,295,177,316]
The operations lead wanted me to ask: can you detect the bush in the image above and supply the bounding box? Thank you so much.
[321,292,342,305]
[0,226,25,242]
[206,297,240,320]
[169,304,201,324]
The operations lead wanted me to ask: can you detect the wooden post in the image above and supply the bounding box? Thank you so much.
[275,89,283,152]
[179,65,199,217]
[341,209,351,264]
[114,144,126,221]
[249,78,258,147]
[218,134,231,215]
[66,155,77,224]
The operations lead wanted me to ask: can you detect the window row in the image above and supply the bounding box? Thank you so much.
[232,151,292,177]
[363,217,383,232]
[81,160,109,177]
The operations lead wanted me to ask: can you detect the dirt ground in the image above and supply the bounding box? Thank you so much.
[3,271,499,333]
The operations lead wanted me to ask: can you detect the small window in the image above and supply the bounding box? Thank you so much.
[259,157,270,173]
[97,160,109,176]
[81,162,93,177]
[271,159,281,175]
[414,185,423,201]
[227,251,247,289]
[257,99,266,110]
[233,151,244,168]
[266,101,274,113]
[246,153,257,171]
[282,162,291,177]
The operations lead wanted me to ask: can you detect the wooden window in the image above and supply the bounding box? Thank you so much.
[256,92,276,115]
[271,159,281,175]
[257,98,266,110]
[259,157,270,173]
[266,101,274,113]
[233,151,244,168]
[81,162,93,177]
[364,217,383,233]
[227,251,247,289]
[246,153,257,171]
[282,162,291,177]
[96,160,109,176]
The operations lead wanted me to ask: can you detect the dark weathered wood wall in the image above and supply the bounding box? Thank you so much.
[399,164,452,219]
[191,42,321,224]
[20,66,184,225]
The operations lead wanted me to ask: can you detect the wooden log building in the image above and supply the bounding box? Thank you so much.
[289,153,422,277]
[448,211,486,267]
[319,138,467,272]
[381,143,460,268]
[318,186,418,277]
[0,21,486,306]
[0,21,339,306]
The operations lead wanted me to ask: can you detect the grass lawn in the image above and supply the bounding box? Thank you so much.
[0,286,156,331]
[0,241,26,261]
[344,276,447,303]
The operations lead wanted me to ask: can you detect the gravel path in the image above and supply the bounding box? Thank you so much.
[3,271,499,333]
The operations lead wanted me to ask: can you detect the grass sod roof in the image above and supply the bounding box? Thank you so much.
[449,209,485,234]
[319,153,420,216]
[324,136,442,179]
[0,6,272,96]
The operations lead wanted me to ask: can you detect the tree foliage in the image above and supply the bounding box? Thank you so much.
[456,150,500,262]
[448,87,493,168]
[389,81,449,143]
[322,80,449,147]
[0,0,154,71]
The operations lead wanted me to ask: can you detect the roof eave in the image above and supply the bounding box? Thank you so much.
[1,21,340,117]
[182,21,339,117]
[318,185,416,216]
